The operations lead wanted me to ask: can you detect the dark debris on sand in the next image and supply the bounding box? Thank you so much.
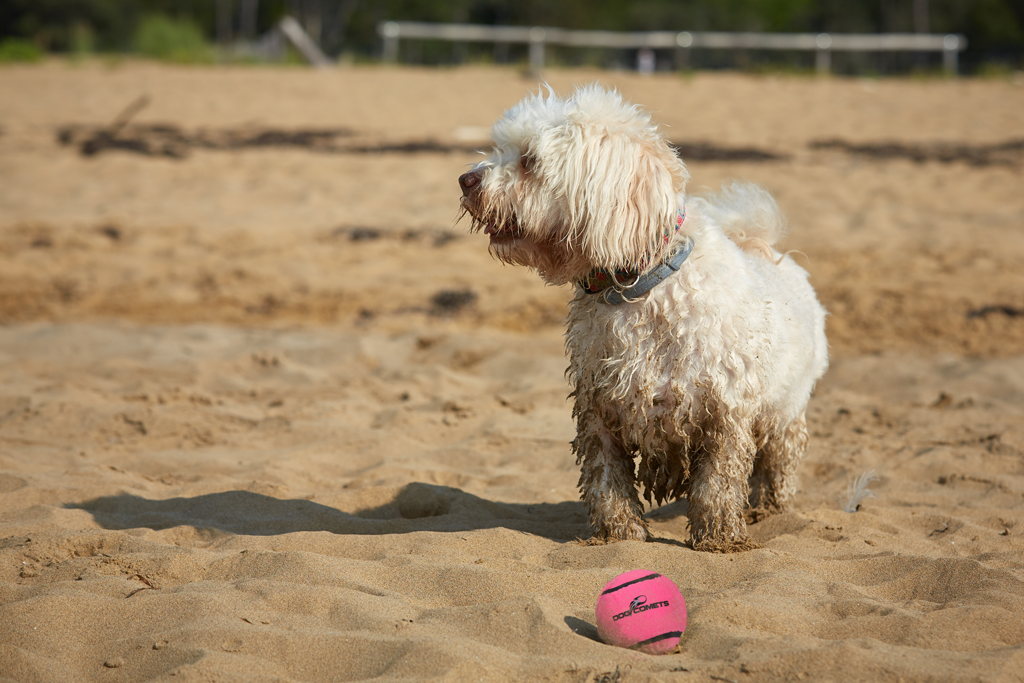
[62,123,795,161]
[810,138,1024,166]
[59,110,1023,169]
[430,289,478,316]
[967,305,1024,319]
[58,123,360,159]
[57,124,791,162]
[671,141,788,162]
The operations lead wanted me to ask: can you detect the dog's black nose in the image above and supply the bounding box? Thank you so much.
[459,171,480,195]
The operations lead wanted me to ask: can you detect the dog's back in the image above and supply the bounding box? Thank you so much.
[690,182,787,259]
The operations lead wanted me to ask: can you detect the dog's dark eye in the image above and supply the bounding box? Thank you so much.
[520,154,536,174]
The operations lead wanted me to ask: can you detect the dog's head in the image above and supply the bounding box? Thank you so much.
[459,85,689,285]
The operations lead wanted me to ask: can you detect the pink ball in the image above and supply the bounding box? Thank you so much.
[595,570,687,655]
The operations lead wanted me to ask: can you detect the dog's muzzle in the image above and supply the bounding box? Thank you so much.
[459,170,482,198]
[458,169,484,222]
[459,168,523,243]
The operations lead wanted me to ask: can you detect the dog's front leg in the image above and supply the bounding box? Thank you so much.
[687,426,760,552]
[574,417,650,542]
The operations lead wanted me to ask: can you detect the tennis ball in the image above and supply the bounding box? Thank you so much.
[595,569,687,655]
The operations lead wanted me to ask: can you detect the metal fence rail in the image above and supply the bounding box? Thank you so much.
[377,21,967,74]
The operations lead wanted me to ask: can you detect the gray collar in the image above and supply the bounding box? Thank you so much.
[583,236,695,306]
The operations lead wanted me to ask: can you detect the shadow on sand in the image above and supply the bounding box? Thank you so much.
[67,482,597,543]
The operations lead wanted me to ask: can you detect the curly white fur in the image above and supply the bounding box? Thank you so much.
[459,85,828,552]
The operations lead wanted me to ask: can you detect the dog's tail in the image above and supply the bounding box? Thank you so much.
[690,181,787,255]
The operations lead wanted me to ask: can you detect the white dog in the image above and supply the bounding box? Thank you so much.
[459,85,828,552]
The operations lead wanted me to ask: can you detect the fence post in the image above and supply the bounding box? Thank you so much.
[815,33,832,74]
[382,21,400,63]
[942,34,959,75]
[675,31,692,71]
[529,27,546,75]
[216,0,234,45]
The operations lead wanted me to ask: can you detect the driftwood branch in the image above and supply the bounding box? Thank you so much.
[80,95,151,156]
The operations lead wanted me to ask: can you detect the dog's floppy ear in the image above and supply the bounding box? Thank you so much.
[558,126,689,273]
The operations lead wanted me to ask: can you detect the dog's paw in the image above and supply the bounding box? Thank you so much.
[690,536,761,553]
[596,519,652,543]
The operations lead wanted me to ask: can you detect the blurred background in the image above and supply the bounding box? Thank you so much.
[1,0,1022,74]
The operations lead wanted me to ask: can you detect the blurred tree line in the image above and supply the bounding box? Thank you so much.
[1,0,1021,71]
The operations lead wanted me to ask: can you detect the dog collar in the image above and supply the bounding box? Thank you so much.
[582,209,692,306]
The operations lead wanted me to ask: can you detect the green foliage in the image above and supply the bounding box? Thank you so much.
[134,14,215,63]
[975,61,1018,77]
[70,21,96,55]
[959,0,1024,47]
[0,37,43,62]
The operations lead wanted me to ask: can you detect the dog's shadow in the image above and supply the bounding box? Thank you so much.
[67,482,592,543]
[69,483,790,548]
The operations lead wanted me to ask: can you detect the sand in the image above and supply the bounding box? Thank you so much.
[1,61,1023,683]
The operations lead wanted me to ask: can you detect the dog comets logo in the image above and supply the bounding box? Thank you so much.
[611,594,672,622]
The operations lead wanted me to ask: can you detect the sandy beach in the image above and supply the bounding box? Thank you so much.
[1,61,1023,682]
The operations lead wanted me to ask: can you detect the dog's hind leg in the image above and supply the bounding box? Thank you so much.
[574,421,650,542]
[748,411,808,517]
[686,422,760,552]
